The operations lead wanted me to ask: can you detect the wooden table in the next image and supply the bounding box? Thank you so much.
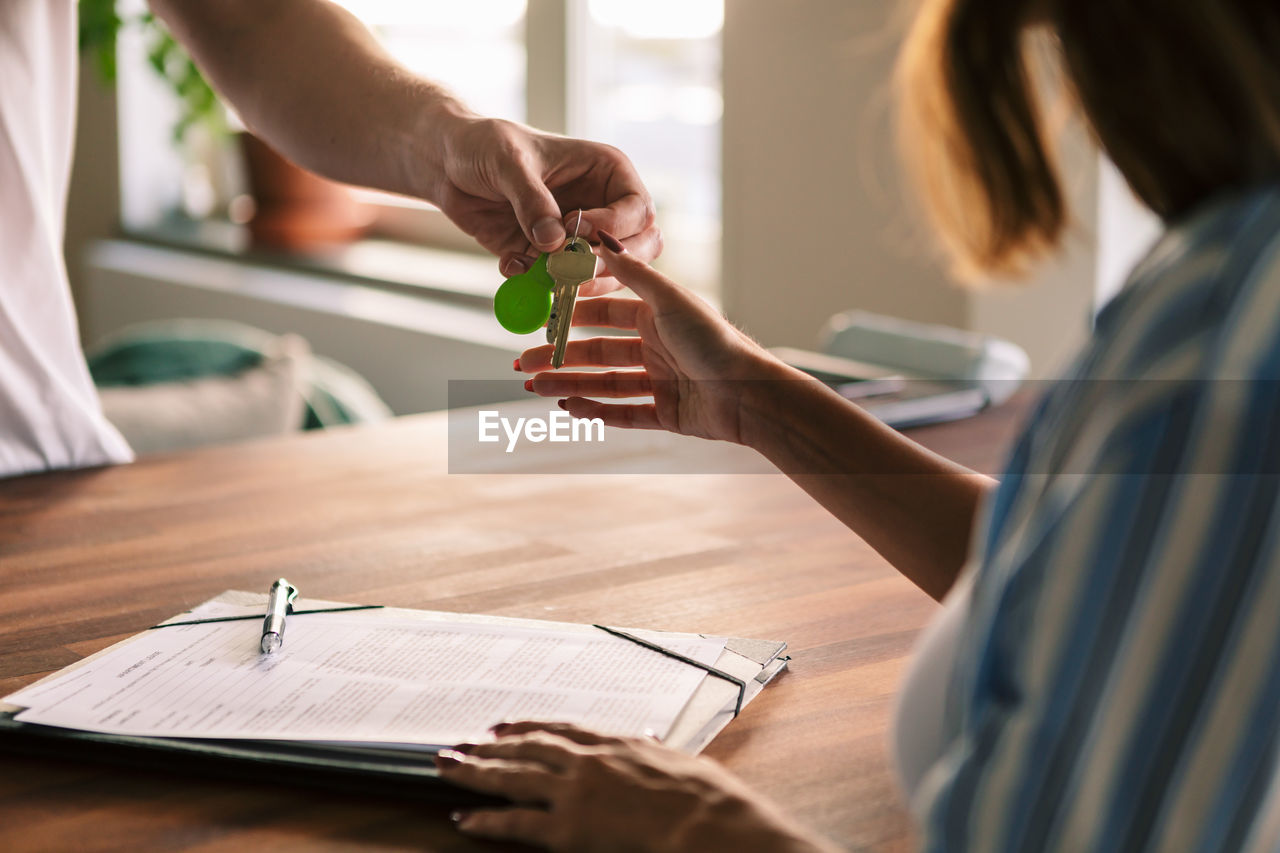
[0,401,1026,852]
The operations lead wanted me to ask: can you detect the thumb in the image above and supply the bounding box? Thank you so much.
[496,159,565,252]
[595,230,682,305]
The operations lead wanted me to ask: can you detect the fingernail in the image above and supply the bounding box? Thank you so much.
[452,742,479,754]
[502,255,531,276]
[435,749,465,769]
[490,721,512,733]
[598,230,625,254]
[524,379,534,392]
[643,728,658,740]
[557,399,568,410]
[450,809,469,824]
[513,358,522,372]
[533,217,566,248]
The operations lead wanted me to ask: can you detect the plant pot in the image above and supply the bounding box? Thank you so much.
[239,132,375,251]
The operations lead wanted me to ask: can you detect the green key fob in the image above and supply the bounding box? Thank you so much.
[494,252,555,333]
[494,254,554,334]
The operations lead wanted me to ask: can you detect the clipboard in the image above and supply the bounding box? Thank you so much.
[0,591,788,804]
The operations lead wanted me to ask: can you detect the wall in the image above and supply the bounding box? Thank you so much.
[967,111,1100,376]
[721,0,1099,377]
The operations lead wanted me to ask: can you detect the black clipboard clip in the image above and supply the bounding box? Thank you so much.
[592,624,748,717]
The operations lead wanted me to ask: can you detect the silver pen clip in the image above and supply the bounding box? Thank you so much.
[260,578,298,654]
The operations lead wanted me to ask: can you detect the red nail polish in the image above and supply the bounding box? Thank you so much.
[598,230,625,253]
[513,358,522,372]
[524,379,534,392]
[557,399,568,410]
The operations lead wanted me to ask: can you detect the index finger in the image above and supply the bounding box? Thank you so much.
[491,720,630,746]
[593,235,684,306]
[467,733,583,771]
[581,222,664,292]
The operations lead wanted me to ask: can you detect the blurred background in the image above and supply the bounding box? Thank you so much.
[68,0,1161,423]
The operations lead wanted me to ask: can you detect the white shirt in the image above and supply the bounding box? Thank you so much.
[0,0,133,477]
[892,566,973,807]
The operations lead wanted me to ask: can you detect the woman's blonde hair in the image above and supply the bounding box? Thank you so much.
[898,0,1280,279]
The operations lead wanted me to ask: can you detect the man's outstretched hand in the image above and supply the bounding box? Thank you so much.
[435,117,662,294]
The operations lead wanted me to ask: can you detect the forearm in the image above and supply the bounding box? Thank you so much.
[149,0,469,200]
[740,363,996,600]
[689,808,844,853]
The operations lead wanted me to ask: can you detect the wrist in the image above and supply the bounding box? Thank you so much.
[670,789,839,853]
[401,86,479,202]
[730,352,825,452]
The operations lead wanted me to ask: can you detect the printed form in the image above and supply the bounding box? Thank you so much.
[6,613,726,749]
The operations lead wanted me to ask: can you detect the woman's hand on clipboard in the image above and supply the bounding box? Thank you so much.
[436,720,840,853]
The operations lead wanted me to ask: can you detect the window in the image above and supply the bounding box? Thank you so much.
[338,0,529,122]
[574,0,723,292]
[329,0,532,256]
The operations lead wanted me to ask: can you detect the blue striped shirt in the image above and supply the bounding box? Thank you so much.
[918,183,1280,852]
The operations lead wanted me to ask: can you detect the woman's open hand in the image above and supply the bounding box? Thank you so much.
[436,721,839,853]
[515,231,792,444]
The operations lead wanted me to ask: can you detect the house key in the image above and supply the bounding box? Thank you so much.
[545,214,597,368]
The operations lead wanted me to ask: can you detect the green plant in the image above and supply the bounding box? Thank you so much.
[79,0,226,143]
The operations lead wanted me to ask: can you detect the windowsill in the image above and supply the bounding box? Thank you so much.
[125,213,501,311]
[84,236,539,415]
[124,213,723,314]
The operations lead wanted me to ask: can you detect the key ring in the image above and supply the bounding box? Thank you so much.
[562,210,588,253]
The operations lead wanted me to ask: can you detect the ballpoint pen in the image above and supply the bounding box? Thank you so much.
[260,578,298,654]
